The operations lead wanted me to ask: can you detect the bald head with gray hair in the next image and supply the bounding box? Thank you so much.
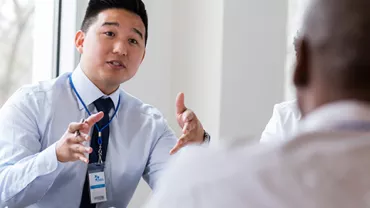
[293,0,370,116]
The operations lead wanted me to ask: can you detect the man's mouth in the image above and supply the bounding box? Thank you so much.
[107,60,126,68]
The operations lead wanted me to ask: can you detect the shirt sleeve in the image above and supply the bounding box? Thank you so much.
[142,117,177,190]
[260,104,285,143]
[0,90,64,207]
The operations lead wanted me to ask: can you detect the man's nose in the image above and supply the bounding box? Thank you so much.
[113,41,128,56]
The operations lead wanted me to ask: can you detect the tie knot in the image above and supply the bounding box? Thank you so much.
[93,97,114,115]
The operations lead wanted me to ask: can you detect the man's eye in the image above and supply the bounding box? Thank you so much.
[104,32,115,37]
[129,39,138,44]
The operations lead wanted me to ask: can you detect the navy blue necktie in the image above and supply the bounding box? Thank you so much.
[80,97,114,208]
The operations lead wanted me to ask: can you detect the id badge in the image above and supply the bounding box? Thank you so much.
[87,163,107,204]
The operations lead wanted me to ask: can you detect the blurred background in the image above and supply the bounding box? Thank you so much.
[0,0,308,207]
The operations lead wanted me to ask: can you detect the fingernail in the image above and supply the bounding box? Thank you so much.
[85,147,91,152]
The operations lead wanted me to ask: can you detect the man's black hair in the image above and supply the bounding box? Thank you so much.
[81,0,148,44]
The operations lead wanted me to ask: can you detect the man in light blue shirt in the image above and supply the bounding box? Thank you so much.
[0,0,208,207]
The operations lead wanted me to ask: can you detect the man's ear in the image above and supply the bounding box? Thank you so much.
[140,49,146,63]
[293,38,310,88]
[75,30,85,54]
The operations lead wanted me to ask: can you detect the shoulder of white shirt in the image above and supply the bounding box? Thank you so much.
[13,73,166,121]
[274,99,302,120]
[120,89,165,120]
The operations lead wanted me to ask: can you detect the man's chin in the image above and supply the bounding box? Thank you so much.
[105,77,131,86]
[100,70,136,85]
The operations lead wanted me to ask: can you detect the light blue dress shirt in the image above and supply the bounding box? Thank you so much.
[0,65,177,208]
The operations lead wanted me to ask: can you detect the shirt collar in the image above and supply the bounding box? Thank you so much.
[298,100,370,133]
[70,64,121,111]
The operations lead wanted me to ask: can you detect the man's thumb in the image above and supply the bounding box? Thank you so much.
[176,92,186,114]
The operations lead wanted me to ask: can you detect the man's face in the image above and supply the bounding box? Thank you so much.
[75,9,146,91]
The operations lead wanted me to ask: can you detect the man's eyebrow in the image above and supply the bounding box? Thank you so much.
[132,28,143,40]
[101,22,120,27]
[101,22,143,39]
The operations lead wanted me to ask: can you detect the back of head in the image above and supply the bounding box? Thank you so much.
[294,0,370,115]
[81,0,148,44]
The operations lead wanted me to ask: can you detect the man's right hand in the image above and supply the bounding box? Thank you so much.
[56,112,104,163]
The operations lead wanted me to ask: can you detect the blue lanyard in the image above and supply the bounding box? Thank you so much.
[68,74,121,146]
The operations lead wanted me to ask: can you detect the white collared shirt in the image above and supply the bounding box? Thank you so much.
[145,101,370,208]
[0,65,177,208]
[260,99,301,142]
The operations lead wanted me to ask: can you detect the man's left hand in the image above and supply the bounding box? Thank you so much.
[170,92,205,155]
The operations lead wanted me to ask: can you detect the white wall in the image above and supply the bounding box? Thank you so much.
[32,0,56,82]
[219,0,288,140]
[59,0,78,75]
[171,0,224,141]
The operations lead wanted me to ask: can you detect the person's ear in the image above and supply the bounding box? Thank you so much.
[140,49,146,63]
[75,30,85,54]
[293,38,310,88]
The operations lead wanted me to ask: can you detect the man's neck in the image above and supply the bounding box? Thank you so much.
[88,78,119,95]
[80,65,120,95]
[98,85,119,95]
